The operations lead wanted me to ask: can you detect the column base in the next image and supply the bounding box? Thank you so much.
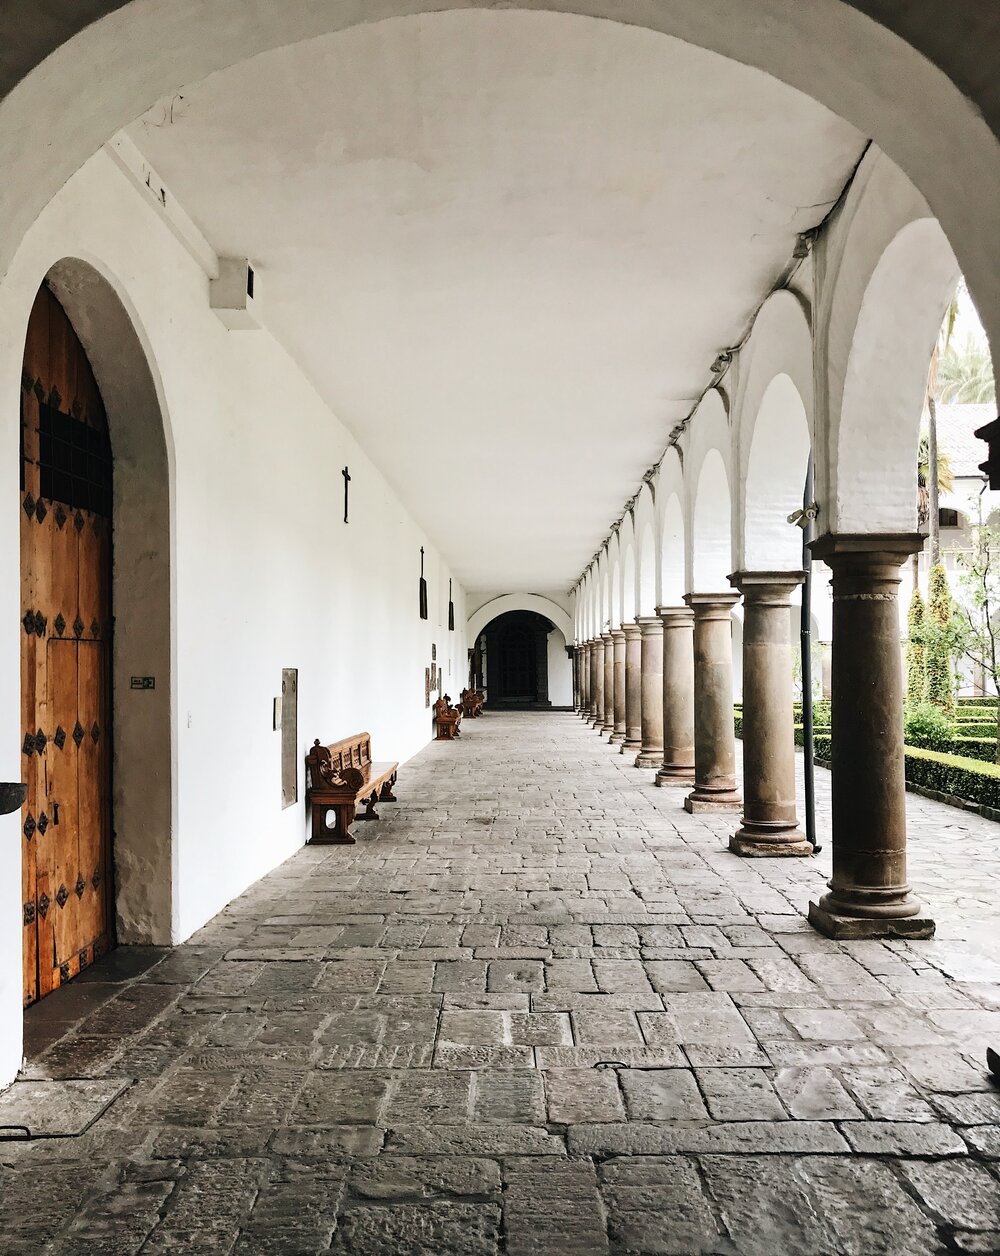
[621,738,642,754]
[655,763,694,786]
[600,723,615,736]
[684,788,741,813]
[609,731,626,745]
[730,827,812,858]
[635,749,663,768]
[808,900,935,940]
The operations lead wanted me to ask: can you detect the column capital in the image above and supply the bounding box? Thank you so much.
[729,571,806,606]
[637,615,663,636]
[809,532,923,565]
[683,591,740,619]
[622,621,642,641]
[610,627,626,644]
[655,605,694,626]
[601,631,614,645]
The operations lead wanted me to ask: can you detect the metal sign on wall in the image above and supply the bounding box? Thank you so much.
[281,668,298,808]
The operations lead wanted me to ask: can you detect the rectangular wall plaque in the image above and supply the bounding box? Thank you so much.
[281,668,298,809]
[130,676,155,690]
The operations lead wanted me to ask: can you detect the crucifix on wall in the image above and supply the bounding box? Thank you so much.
[342,466,351,523]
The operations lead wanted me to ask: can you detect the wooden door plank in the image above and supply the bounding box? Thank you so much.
[43,638,80,989]
[76,641,110,959]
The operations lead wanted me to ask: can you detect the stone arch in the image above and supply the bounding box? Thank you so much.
[2,2,1000,368]
[820,153,961,533]
[610,554,622,630]
[742,376,812,569]
[599,552,611,634]
[683,390,733,591]
[656,447,686,606]
[734,291,813,570]
[1,254,176,955]
[690,449,733,590]
[632,484,658,615]
[638,525,657,615]
[467,592,573,646]
[621,538,637,625]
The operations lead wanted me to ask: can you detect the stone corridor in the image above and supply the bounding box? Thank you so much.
[3,711,1000,1254]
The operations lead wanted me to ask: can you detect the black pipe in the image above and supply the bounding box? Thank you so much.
[800,455,820,852]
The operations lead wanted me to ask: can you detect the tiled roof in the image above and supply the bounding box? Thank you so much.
[936,403,995,479]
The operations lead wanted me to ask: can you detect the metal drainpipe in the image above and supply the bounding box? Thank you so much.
[800,455,820,852]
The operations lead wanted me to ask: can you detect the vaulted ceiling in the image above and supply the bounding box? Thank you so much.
[128,9,864,591]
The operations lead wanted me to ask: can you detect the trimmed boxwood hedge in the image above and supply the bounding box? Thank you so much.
[903,747,1000,811]
[733,708,1000,810]
[949,737,999,764]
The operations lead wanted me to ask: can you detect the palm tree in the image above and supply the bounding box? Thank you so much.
[917,433,954,527]
[937,335,996,405]
[925,296,959,567]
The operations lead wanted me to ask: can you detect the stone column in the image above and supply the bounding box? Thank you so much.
[610,629,627,744]
[589,640,602,726]
[571,646,579,712]
[621,622,643,754]
[579,643,589,719]
[683,592,741,813]
[635,616,664,767]
[729,572,810,856]
[656,606,695,786]
[808,534,934,939]
[601,632,615,736]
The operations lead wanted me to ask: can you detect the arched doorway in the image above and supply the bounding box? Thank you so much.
[482,610,554,708]
[20,283,114,1003]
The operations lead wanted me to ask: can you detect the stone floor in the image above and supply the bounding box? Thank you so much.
[4,711,1000,1254]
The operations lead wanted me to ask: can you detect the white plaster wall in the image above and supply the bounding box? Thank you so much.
[547,629,573,706]
[0,151,467,1086]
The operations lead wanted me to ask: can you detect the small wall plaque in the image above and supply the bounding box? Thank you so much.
[130,676,155,690]
[281,669,298,809]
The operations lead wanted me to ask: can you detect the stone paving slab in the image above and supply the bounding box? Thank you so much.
[5,710,1000,1252]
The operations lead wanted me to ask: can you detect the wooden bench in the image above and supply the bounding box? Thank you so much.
[461,688,485,718]
[434,695,462,740]
[305,732,398,844]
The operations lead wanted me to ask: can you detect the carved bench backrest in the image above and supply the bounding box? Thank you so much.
[306,732,373,790]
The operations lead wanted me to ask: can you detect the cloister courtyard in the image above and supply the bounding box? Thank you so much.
[2,712,998,1254]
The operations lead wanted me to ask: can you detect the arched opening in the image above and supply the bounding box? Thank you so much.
[479,610,558,708]
[19,261,173,1007]
[660,492,686,606]
[622,545,636,624]
[20,284,115,1003]
[743,374,811,570]
[834,219,960,533]
[638,524,657,615]
[610,558,622,630]
[690,449,732,591]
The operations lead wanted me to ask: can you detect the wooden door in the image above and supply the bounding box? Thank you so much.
[500,632,535,698]
[21,284,114,1006]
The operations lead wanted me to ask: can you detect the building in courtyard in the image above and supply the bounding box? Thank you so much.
[1,3,1000,1251]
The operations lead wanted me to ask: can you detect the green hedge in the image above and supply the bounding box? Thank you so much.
[958,697,999,708]
[733,709,1000,811]
[903,747,1000,811]
[950,737,999,764]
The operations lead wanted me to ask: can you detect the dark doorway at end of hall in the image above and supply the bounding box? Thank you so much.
[479,610,556,710]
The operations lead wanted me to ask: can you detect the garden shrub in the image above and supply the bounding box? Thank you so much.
[903,702,956,750]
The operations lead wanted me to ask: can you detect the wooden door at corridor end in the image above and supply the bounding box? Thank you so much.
[20,284,114,1006]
